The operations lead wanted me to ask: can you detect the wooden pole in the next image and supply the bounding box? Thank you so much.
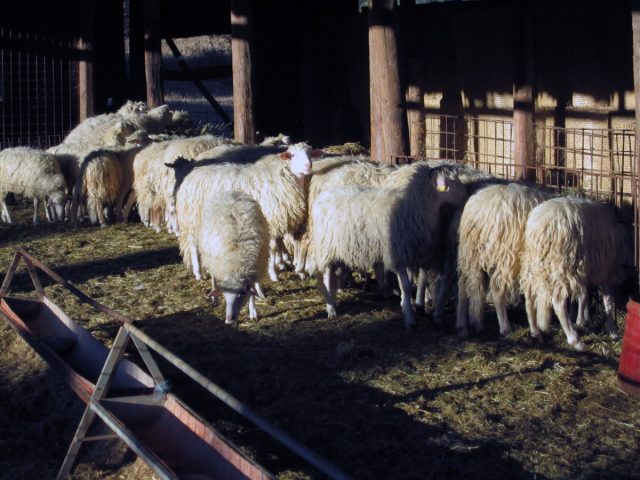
[143,0,163,108]
[406,59,425,158]
[77,0,94,121]
[631,1,640,277]
[231,0,256,144]
[513,0,535,181]
[369,0,407,164]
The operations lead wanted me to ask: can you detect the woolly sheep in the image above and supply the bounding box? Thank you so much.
[0,147,67,224]
[308,162,468,329]
[456,182,551,338]
[169,143,315,282]
[520,196,633,350]
[73,149,124,226]
[416,161,506,318]
[297,156,395,276]
[127,134,234,232]
[190,190,270,324]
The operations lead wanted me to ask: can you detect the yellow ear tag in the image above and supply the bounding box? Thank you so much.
[437,184,448,192]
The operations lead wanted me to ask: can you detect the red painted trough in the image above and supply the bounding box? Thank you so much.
[0,248,350,480]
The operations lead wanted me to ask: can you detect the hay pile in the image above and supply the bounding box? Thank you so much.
[0,198,639,479]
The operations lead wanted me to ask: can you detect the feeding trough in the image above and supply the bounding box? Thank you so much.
[0,248,350,480]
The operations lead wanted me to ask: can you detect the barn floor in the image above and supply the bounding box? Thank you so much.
[0,200,639,480]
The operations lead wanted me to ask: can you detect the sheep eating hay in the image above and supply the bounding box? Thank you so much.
[520,196,633,350]
[170,142,316,282]
[190,190,270,324]
[0,147,67,224]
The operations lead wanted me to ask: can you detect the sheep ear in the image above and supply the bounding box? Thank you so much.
[165,162,176,168]
[280,151,292,160]
[310,149,324,158]
[206,287,223,298]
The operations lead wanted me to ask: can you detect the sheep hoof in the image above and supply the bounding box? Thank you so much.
[326,306,337,319]
[572,341,585,352]
[531,331,544,343]
[500,327,512,337]
[457,326,469,338]
[269,272,279,282]
[405,321,416,332]
[415,304,425,315]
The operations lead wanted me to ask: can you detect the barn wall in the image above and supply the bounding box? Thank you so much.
[247,0,635,151]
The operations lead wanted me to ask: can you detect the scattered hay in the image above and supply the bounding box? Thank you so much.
[0,200,639,479]
[322,142,369,156]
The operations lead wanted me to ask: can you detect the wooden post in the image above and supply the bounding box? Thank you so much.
[77,0,94,121]
[143,0,163,108]
[369,0,407,164]
[631,1,640,275]
[231,0,256,144]
[406,59,425,158]
[513,0,535,181]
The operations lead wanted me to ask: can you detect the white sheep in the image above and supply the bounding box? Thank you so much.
[520,196,633,350]
[0,147,67,224]
[127,134,234,232]
[456,182,551,338]
[308,162,468,329]
[191,190,270,324]
[169,143,315,282]
[298,156,395,277]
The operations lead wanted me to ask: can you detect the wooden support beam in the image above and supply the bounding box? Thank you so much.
[513,0,535,181]
[77,1,94,121]
[143,0,163,108]
[369,0,407,164]
[631,1,640,275]
[231,0,256,144]
[406,59,425,158]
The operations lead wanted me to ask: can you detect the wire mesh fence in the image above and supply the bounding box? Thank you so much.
[0,28,79,150]
[396,113,639,268]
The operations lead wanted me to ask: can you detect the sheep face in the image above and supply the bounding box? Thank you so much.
[281,143,312,177]
[209,284,250,325]
[48,191,67,221]
[434,171,468,208]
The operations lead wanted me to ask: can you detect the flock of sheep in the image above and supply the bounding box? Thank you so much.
[0,100,634,350]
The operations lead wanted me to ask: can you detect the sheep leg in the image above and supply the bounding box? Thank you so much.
[190,241,202,280]
[456,277,470,337]
[415,268,429,313]
[601,286,618,338]
[0,198,11,223]
[491,289,512,337]
[96,203,107,227]
[209,277,219,307]
[248,294,258,321]
[122,191,137,223]
[552,296,584,351]
[396,269,416,330]
[574,290,590,327]
[268,239,279,282]
[525,294,543,343]
[374,262,391,299]
[434,265,456,322]
[315,268,337,319]
[31,198,40,225]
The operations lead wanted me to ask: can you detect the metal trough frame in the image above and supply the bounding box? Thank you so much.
[0,248,351,480]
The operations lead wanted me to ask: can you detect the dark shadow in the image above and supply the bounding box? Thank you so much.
[4,247,181,293]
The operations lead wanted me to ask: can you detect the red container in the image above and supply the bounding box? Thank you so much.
[618,297,640,396]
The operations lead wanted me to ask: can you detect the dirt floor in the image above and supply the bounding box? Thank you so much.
[0,200,639,480]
